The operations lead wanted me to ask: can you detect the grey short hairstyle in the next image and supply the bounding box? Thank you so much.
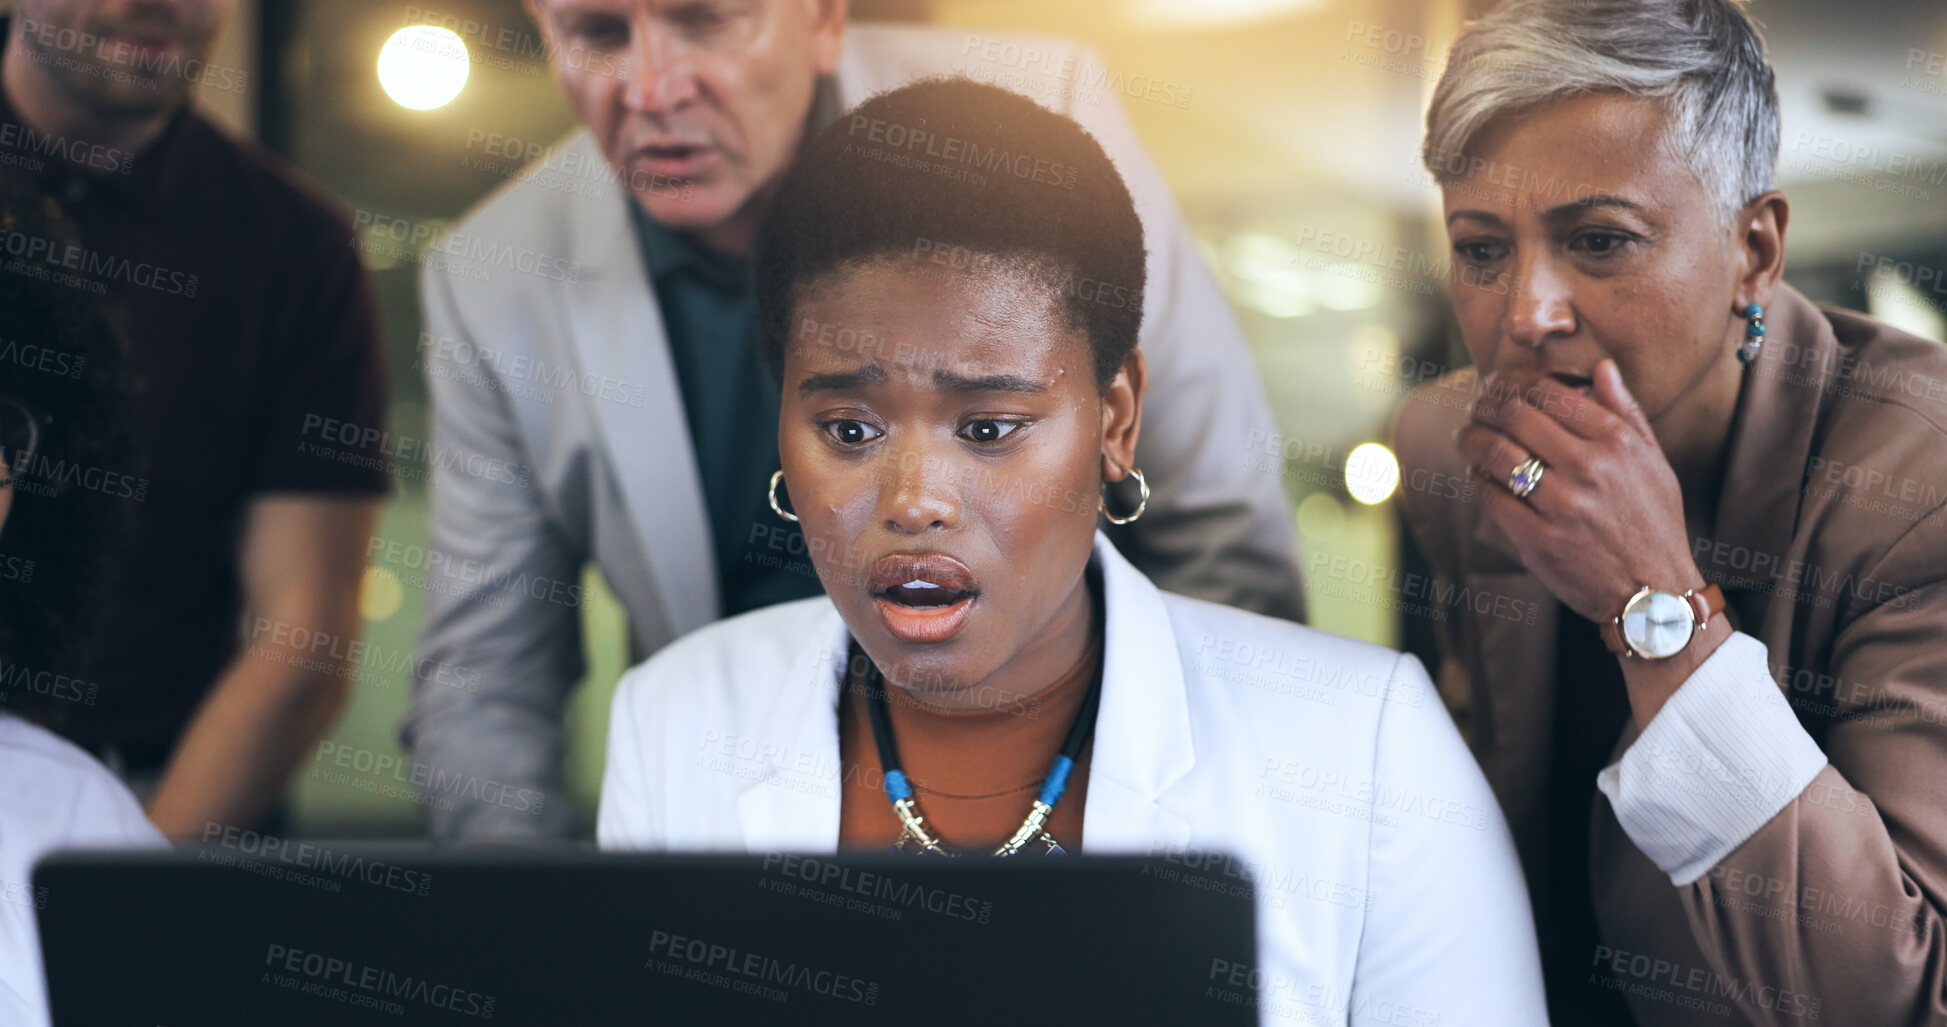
[1423,0,1780,224]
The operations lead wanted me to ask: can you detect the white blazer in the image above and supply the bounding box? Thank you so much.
[0,714,164,1026]
[407,23,1308,841]
[600,535,1547,1026]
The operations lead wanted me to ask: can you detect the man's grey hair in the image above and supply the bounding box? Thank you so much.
[1423,0,1780,224]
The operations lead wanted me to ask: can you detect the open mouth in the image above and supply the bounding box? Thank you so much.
[869,555,979,644]
[642,143,702,159]
[1547,371,1595,393]
[101,30,180,58]
[635,142,712,178]
[98,15,182,51]
[882,579,973,608]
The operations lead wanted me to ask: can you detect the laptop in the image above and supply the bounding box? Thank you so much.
[37,848,1257,1025]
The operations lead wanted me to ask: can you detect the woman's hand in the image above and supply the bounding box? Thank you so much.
[1454,359,1703,623]
[1454,359,1727,724]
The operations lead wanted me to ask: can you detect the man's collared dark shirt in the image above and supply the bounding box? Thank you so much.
[625,203,823,617]
[0,33,389,763]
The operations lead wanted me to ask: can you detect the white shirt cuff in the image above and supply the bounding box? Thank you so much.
[1595,631,1828,886]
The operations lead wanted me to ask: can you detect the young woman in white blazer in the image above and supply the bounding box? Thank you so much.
[599,78,1547,1027]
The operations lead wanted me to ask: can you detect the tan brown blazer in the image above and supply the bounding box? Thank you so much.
[1394,283,1947,1026]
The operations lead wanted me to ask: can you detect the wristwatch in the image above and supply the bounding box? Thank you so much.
[1600,584,1726,660]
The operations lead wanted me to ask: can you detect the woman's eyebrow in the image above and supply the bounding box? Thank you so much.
[1446,208,1504,227]
[1543,194,1647,219]
[932,370,1048,394]
[796,365,889,397]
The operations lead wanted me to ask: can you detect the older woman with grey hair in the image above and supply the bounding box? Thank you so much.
[1394,0,1947,1024]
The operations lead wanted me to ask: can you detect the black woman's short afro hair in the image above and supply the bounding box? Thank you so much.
[755,77,1147,390]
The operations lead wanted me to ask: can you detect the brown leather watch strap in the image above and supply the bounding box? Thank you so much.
[1599,616,1628,656]
[1688,583,1727,628]
[1600,584,1726,658]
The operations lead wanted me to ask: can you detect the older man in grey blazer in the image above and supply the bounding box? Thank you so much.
[403,0,1306,841]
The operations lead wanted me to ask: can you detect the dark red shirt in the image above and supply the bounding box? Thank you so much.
[0,44,389,761]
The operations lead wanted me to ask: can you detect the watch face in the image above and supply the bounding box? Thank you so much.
[1622,590,1694,659]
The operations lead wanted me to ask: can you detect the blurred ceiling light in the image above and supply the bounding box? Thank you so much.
[1131,0,1320,30]
[1220,232,1383,317]
[1316,268,1381,311]
[1225,232,1314,318]
[359,566,404,621]
[378,26,470,111]
[1243,278,1314,319]
[1225,232,1302,281]
[1344,442,1400,505]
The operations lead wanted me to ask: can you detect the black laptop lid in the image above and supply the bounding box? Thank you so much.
[36,849,1256,1025]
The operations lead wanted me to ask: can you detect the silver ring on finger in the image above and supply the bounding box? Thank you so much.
[1507,456,1546,500]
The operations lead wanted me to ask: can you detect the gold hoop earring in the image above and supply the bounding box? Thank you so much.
[1099,467,1149,526]
[768,470,799,523]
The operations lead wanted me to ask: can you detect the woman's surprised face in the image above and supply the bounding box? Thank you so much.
[778,256,1138,701]
[1440,92,1757,423]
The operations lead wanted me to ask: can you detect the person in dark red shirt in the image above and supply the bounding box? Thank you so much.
[0,0,388,840]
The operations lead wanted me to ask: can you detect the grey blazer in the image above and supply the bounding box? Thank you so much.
[401,24,1307,840]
